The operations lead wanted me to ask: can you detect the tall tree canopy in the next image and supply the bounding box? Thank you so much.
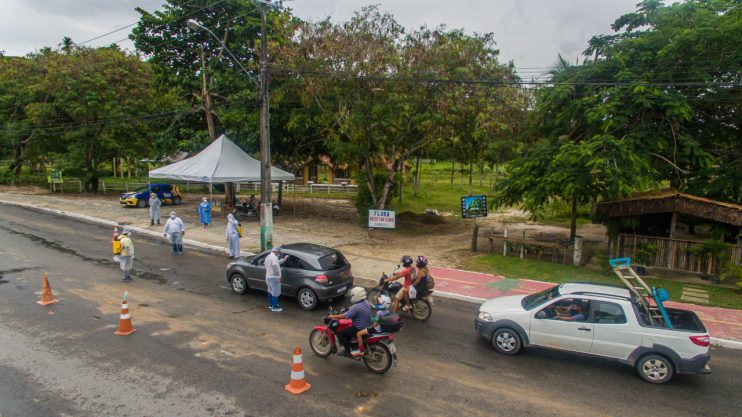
[496,0,742,237]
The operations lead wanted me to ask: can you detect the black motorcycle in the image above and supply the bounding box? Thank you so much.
[366,268,433,321]
[234,201,279,220]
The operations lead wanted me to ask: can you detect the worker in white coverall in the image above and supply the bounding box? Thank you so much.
[226,212,241,259]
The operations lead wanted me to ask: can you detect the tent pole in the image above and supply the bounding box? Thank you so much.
[293,181,296,216]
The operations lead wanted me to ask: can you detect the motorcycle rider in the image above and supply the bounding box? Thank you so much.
[412,255,430,297]
[327,287,372,357]
[387,255,416,312]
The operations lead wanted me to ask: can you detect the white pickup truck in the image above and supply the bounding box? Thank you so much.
[475,282,711,383]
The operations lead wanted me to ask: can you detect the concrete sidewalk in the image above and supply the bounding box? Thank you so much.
[429,266,742,348]
[2,197,740,349]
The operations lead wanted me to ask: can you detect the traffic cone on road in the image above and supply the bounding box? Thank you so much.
[114,291,136,336]
[36,273,58,305]
[284,345,311,394]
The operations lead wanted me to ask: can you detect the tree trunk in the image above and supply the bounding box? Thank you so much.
[469,160,474,196]
[570,196,578,240]
[450,160,455,186]
[378,159,399,210]
[112,157,117,177]
[479,162,484,187]
[200,46,217,141]
[118,156,124,178]
[413,153,421,196]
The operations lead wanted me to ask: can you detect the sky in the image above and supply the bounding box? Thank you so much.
[0,0,651,74]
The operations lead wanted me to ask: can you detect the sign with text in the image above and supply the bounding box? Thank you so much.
[368,209,396,229]
[461,195,488,219]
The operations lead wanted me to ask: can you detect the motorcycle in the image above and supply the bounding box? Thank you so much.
[308,307,402,374]
[234,200,279,221]
[367,267,433,321]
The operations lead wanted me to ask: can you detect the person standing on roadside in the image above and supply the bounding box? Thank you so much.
[198,197,212,229]
[148,193,161,226]
[163,211,185,255]
[226,211,240,259]
[118,228,135,282]
[265,246,287,312]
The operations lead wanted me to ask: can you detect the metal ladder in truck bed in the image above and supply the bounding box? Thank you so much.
[609,258,673,329]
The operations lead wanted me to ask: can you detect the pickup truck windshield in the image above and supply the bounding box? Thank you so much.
[521,285,560,310]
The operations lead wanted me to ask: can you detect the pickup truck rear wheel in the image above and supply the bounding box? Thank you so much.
[637,354,674,384]
[492,328,522,355]
[172,196,182,205]
[136,199,146,208]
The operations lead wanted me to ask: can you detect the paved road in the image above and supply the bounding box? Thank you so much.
[1,203,740,417]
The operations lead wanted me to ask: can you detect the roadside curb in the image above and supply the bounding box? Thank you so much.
[0,199,256,258]
[3,198,740,350]
[711,337,742,349]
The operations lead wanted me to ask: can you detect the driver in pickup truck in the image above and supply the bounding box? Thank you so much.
[557,302,586,322]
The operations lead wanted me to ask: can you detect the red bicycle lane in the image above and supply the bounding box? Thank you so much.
[429,266,742,344]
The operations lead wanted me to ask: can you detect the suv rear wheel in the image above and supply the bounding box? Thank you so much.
[492,328,522,355]
[636,354,674,384]
[297,288,318,310]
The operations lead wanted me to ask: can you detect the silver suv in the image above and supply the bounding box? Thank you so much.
[475,282,711,384]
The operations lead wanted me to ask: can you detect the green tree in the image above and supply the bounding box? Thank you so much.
[28,46,179,191]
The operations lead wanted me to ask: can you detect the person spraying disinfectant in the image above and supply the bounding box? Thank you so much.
[117,228,135,282]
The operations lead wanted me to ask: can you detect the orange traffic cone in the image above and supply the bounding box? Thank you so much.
[37,273,58,305]
[114,291,136,336]
[285,345,311,394]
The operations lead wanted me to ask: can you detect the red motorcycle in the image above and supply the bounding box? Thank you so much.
[309,308,402,374]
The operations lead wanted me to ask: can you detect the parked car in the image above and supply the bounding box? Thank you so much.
[475,282,711,384]
[226,243,353,310]
[119,183,182,208]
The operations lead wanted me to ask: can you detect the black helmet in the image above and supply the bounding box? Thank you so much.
[415,255,428,268]
[400,255,413,267]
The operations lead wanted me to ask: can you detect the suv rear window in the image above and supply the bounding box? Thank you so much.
[317,252,348,270]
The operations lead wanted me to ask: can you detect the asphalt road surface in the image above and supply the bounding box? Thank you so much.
[1,203,741,417]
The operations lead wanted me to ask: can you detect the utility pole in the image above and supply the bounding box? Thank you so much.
[258,1,273,251]
[256,0,282,251]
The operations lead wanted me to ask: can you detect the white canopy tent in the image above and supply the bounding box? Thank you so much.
[149,134,294,183]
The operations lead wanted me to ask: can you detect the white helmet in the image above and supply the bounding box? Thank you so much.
[349,287,367,303]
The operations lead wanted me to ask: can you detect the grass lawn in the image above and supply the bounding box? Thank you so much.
[466,253,742,310]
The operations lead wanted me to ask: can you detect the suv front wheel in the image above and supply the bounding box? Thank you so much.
[492,328,522,355]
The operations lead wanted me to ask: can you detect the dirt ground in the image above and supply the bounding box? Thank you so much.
[0,186,608,278]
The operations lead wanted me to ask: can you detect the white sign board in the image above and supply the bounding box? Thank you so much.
[368,209,396,229]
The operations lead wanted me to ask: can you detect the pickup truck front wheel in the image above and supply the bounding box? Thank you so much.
[492,328,522,355]
[637,354,674,384]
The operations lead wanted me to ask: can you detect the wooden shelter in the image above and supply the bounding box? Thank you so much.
[595,190,742,273]
[595,189,742,238]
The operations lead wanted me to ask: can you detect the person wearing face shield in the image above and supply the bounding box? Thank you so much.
[163,211,185,255]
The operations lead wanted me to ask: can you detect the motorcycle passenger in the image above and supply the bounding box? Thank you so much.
[355,294,392,356]
[327,287,372,357]
[388,255,416,312]
[412,255,430,297]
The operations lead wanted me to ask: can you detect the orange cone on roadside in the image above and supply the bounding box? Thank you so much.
[36,273,58,305]
[114,291,136,336]
[285,345,311,394]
